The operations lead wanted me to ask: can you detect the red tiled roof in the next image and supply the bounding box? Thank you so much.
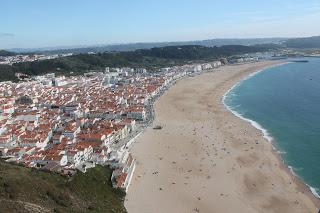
[116,172,128,187]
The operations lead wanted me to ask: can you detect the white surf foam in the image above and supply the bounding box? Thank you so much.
[288,166,320,199]
[222,83,274,143]
[309,186,320,199]
[288,166,297,176]
[287,165,320,199]
[276,150,287,154]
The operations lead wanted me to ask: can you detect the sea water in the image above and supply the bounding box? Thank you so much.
[224,58,320,198]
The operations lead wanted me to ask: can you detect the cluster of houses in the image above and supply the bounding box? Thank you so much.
[0,59,226,191]
[228,56,259,64]
[0,53,73,65]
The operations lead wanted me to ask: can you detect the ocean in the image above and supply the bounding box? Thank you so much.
[223,58,320,198]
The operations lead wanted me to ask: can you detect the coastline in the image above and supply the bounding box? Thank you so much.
[222,63,320,205]
[125,61,319,212]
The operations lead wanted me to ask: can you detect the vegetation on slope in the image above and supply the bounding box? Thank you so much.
[0,45,271,82]
[136,45,264,60]
[0,50,16,57]
[0,65,18,82]
[0,160,126,213]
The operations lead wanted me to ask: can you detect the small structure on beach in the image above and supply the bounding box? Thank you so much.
[153,125,163,130]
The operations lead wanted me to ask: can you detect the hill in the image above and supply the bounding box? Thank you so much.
[0,65,18,82]
[283,36,320,48]
[1,45,271,81]
[136,45,268,60]
[0,161,126,213]
[0,50,16,57]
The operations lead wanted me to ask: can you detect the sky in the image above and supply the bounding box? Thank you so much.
[1,0,320,49]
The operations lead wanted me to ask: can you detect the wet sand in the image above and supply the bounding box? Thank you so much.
[125,61,320,213]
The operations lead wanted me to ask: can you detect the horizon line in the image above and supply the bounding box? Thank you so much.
[4,35,317,52]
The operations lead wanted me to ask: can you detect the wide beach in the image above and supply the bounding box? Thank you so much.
[125,61,320,213]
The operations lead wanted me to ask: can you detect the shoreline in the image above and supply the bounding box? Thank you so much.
[125,61,319,212]
[221,63,320,205]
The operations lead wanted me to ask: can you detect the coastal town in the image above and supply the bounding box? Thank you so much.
[0,58,247,191]
[2,1,320,212]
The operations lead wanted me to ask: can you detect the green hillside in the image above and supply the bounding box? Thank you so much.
[0,65,18,82]
[0,44,270,82]
[0,50,16,57]
[0,160,126,213]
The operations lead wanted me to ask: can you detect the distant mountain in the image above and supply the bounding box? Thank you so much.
[8,38,286,55]
[0,50,16,56]
[7,36,320,54]
[283,36,320,48]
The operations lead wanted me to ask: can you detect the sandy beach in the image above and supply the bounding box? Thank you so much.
[125,61,320,213]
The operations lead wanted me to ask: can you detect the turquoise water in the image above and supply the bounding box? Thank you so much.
[224,58,320,198]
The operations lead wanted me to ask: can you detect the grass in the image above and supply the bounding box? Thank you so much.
[0,160,127,213]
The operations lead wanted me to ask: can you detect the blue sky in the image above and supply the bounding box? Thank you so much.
[1,0,320,49]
